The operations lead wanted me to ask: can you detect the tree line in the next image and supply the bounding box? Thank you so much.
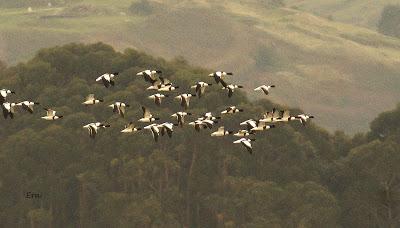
[0,43,399,227]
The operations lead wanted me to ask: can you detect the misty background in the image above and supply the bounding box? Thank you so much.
[1,0,400,133]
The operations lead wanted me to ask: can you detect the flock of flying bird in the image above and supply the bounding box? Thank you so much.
[0,70,314,154]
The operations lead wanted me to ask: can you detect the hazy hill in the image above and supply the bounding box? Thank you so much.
[1,0,400,133]
[286,0,400,29]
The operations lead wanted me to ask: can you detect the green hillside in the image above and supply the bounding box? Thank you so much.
[1,0,400,133]
[0,42,399,227]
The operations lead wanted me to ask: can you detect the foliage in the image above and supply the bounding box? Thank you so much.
[0,43,398,227]
[378,4,400,38]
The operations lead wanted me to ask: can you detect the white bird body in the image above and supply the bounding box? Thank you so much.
[158,122,176,138]
[148,93,167,106]
[175,93,195,109]
[16,101,39,113]
[2,102,16,119]
[82,94,103,105]
[254,85,275,95]
[41,108,63,120]
[96,73,118,88]
[189,119,217,132]
[191,81,212,97]
[234,130,253,137]
[208,71,232,86]
[171,111,191,126]
[137,70,161,84]
[83,122,110,138]
[211,126,232,137]
[240,119,258,130]
[139,106,159,122]
[296,114,314,125]
[109,102,129,117]
[144,123,160,142]
[222,84,243,97]
[250,123,275,132]
[221,106,243,114]
[233,138,255,154]
[121,122,141,133]
[0,89,15,103]
[158,85,178,91]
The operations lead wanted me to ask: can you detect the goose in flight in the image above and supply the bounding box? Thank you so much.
[157,84,179,92]
[158,122,177,138]
[233,138,255,154]
[0,89,15,103]
[296,114,314,126]
[191,82,212,98]
[139,106,159,122]
[82,94,103,106]
[260,108,279,123]
[175,93,195,109]
[137,70,162,85]
[121,122,142,133]
[211,126,233,137]
[240,119,258,131]
[189,119,217,132]
[83,122,110,138]
[96,73,118,88]
[208,71,232,85]
[148,93,168,106]
[16,101,39,114]
[197,112,221,121]
[254,85,275,95]
[144,123,160,142]
[250,123,275,132]
[222,84,243,98]
[2,102,16,119]
[171,111,192,126]
[41,108,63,120]
[147,76,172,90]
[109,102,129,118]
[276,110,296,122]
[221,106,243,115]
[234,130,254,137]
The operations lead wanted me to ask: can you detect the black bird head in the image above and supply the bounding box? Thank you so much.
[227,72,233,75]
[187,113,192,115]
[156,70,162,74]
[34,102,40,105]
[238,109,244,112]
[112,72,119,75]
[270,125,276,128]
[99,99,104,102]
[271,85,276,87]
[309,116,315,118]
[136,127,142,131]
[58,116,64,119]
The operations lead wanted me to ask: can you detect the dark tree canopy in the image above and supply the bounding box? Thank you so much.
[378,4,400,38]
[0,42,398,227]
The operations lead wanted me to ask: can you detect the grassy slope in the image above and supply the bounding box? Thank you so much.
[285,0,400,29]
[0,0,399,133]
